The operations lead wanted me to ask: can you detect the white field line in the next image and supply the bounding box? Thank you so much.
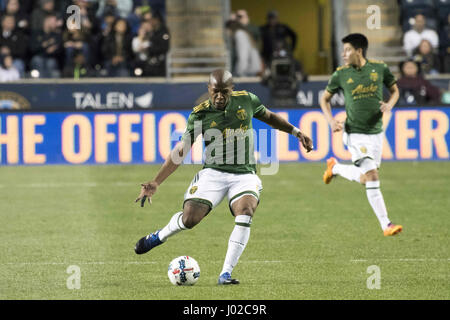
[1,261,159,266]
[2,259,448,267]
[0,260,284,267]
[350,258,450,262]
[0,182,188,188]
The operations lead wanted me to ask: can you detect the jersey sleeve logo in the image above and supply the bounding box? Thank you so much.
[347,78,354,84]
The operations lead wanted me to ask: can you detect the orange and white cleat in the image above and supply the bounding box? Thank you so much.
[323,157,338,184]
[383,223,403,236]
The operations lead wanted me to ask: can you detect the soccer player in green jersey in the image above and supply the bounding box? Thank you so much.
[320,33,403,237]
[134,69,313,284]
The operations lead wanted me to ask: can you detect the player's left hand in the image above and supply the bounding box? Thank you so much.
[135,181,158,207]
[297,132,314,153]
[379,101,393,113]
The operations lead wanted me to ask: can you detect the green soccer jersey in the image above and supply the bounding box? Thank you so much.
[326,59,397,134]
[182,90,267,174]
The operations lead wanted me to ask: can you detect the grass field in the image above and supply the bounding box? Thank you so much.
[0,162,449,300]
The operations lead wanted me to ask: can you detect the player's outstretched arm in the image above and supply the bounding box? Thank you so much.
[380,84,399,113]
[135,140,191,207]
[257,109,313,152]
[320,90,343,132]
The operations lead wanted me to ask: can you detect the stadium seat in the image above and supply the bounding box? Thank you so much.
[401,0,435,10]
[434,0,450,26]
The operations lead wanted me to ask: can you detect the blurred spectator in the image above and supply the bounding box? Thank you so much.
[440,13,450,73]
[226,20,263,77]
[74,0,98,34]
[236,9,261,50]
[145,11,169,76]
[2,0,29,33]
[141,8,153,24]
[63,51,95,78]
[0,0,172,78]
[63,27,91,66]
[30,14,63,78]
[228,11,237,21]
[30,0,63,33]
[413,39,440,75]
[127,1,152,35]
[0,53,20,82]
[0,14,28,76]
[132,20,151,75]
[96,0,133,19]
[403,14,439,56]
[100,8,117,37]
[397,59,441,105]
[260,10,297,66]
[73,0,100,66]
[101,18,132,77]
[133,0,165,18]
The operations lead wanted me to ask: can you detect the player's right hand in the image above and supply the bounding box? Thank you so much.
[330,119,344,132]
[135,181,159,207]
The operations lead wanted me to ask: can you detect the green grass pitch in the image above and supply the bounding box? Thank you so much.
[0,162,449,300]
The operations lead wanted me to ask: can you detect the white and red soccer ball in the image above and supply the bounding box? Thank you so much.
[167,256,201,286]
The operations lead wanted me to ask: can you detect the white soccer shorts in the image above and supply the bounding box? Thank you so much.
[183,168,263,214]
[343,131,384,170]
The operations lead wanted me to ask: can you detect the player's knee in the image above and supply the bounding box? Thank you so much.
[236,206,255,217]
[181,214,198,229]
[364,169,379,181]
[181,210,203,229]
[360,158,378,177]
[360,174,367,185]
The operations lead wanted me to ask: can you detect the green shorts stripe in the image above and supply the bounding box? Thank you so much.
[228,191,259,205]
[228,191,260,217]
[353,156,373,167]
[183,198,213,210]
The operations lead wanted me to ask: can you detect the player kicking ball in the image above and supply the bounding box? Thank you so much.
[319,33,403,237]
[134,69,313,284]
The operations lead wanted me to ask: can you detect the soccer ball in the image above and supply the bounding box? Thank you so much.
[167,256,200,286]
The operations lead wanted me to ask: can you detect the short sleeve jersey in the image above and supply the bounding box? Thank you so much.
[182,91,266,174]
[326,59,397,134]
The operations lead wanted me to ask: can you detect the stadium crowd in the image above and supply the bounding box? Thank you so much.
[397,0,450,105]
[225,9,307,82]
[0,0,448,95]
[0,0,169,81]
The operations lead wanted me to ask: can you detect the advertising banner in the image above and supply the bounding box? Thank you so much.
[0,107,449,166]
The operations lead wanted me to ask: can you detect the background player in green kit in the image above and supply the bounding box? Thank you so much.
[320,33,403,237]
[134,69,313,284]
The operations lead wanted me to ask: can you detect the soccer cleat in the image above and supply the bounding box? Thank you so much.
[323,157,338,184]
[218,272,240,285]
[134,230,163,254]
[383,223,403,236]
